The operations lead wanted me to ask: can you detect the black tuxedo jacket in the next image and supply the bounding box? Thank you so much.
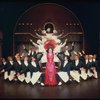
[57,54,72,76]
[92,60,98,68]
[30,51,37,58]
[63,45,74,57]
[71,60,84,74]
[13,60,23,73]
[20,60,31,76]
[5,61,15,72]
[20,52,43,75]
[86,61,94,69]
[32,52,43,72]
[0,63,7,72]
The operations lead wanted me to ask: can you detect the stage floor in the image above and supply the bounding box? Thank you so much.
[0,73,100,99]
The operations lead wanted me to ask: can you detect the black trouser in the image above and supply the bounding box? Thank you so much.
[39,73,45,83]
[56,74,63,83]
[55,62,59,67]
[41,63,46,67]
[90,68,94,74]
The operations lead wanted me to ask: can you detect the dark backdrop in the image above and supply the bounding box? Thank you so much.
[0,1,100,58]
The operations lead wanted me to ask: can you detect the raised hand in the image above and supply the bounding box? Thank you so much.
[30,39,33,42]
[73,51,77,55]
[65,39,67,42]
[78,52,82,56]
[72,42,74,46]
[82,50,85,54]
[1,69,4,73]
[22,45,25,49]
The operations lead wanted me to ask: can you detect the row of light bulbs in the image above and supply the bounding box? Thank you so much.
[18,23,80,26]
[18,23,33,25]
[66,23,79,25]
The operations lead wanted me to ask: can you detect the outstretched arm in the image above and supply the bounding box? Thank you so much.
[30,39,38,47]
[22,45,28,53]
[82,50,85,56]
[57,32,64,38]
[61,39,67,47]
[56,53,63,61]
[35,32,42,39]
[36,53,43,62]
[69,42,75,52]
[78,52,82,56]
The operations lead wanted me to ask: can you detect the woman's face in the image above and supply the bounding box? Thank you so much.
[48,48,52,53]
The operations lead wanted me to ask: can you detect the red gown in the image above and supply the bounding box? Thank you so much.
[44,53,57,86]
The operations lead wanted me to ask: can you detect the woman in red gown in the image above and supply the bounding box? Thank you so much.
[44,48,57,86]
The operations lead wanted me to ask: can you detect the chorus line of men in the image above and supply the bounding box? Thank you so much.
[0,41,98,86]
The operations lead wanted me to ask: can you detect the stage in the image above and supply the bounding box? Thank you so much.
[0,73,100,99]
[0,2,100,99]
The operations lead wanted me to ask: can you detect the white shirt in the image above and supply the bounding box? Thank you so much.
[24,61,28,66]
[93,59,96,62]
[28,50,31,55]
[63,60,68,67]
[31,61,36,67]
[17,61,21,65]
[89,60,92,62]
[32,52,34,55]
[3,62,6,65]
[10,61,13,65]
[64,50,70,56]
[85,60,88,64]
[75,60,79,66]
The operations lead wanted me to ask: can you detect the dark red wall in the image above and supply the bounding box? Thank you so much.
[14,3,83,35]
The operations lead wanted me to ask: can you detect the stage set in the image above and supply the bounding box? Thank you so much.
[0,3,100,99]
